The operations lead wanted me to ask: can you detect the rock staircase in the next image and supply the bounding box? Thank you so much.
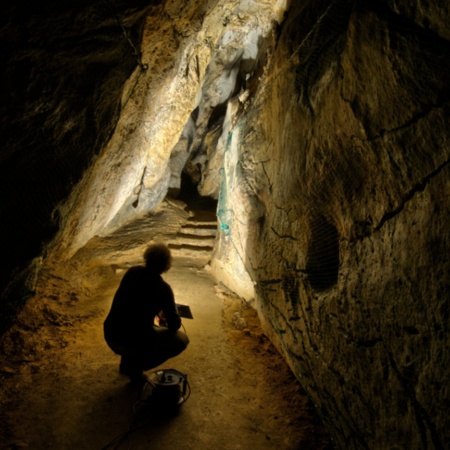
[168,210,217,265]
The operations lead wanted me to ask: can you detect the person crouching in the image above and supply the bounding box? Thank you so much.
[104,242,189,386]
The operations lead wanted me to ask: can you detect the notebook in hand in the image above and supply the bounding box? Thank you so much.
[176,303,193,319]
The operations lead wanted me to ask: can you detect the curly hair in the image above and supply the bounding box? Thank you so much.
[143,242,172,274]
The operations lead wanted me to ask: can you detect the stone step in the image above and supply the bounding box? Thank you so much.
[168,242,214,251]
[179,225,217,237]
[184,219,217,228]
[186,208,217,223]
[172,233,216,248]
[168,208,217,262]
[168,243,214,261]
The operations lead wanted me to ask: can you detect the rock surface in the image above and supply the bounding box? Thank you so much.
[0,0,154,330]
[213,2,450,449]
[0,0,449,449]
[0,219,333,449]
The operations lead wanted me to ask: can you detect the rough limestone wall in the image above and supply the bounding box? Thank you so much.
[0,0,151,334]
[57,0,287,256]
[214,0,449,448]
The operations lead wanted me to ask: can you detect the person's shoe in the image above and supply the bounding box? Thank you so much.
[130,373,150,391]
[119,364,143,378]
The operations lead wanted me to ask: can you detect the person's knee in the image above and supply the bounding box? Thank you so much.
[174,330,189,351]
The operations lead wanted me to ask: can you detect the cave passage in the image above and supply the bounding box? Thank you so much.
[1,0,448,448]
[0,201,333,449]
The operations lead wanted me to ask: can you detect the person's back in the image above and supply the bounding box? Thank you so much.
[104,265,180,345]
[103,243,189,386]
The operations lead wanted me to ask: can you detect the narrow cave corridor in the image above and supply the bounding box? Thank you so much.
[1,1,449,449]
[0,208,332,449]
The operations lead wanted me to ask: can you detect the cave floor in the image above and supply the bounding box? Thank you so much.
[0,203,333,450]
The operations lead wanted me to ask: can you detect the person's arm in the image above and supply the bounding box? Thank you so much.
[161,283,182,331]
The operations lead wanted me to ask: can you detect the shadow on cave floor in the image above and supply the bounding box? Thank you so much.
[0,200,333,450]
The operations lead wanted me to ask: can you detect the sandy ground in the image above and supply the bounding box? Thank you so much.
[0,206,333,450]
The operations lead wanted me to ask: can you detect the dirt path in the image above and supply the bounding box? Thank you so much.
[0,211,333,449]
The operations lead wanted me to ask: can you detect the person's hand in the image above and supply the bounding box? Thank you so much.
[158,311,168,327]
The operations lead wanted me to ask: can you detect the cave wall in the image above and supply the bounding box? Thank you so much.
[0,0,155,333]
[55,0,286,257]
[1,0,449,448]
[212,0,449,448]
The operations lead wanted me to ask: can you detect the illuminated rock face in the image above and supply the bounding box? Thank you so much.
[1,1,449,449]
[0,0,153,329]
[57,0,285,254]
[221,3,450,449]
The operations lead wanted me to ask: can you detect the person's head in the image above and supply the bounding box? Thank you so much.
[144,242,172,274]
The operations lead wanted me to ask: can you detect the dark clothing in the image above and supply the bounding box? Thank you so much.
[104,266,188,373]
[104,266,181,345]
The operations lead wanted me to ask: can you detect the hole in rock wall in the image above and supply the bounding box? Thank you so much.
[306,215,339,292]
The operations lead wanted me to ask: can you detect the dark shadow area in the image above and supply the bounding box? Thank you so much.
[175,172,218,217]
[100,385,186,450]
[306,215,339,292]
